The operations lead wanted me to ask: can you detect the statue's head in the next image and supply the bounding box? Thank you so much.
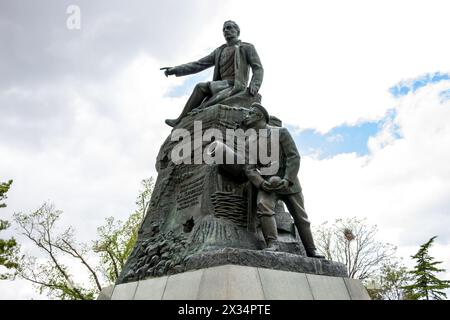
[223,20,240,41]
[244,102,270,127]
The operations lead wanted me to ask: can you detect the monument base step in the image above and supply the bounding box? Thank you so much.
[98,264,370,300]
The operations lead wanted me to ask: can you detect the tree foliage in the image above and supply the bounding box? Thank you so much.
[313,217,396,280]
[366,259,412,300]
[1,179,18,280]
[14,178,154,299]
[14,202,99,299]
[93,177,154,283]
[403,236,450,300]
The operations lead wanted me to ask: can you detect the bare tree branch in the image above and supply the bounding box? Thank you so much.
[314,217,396,280]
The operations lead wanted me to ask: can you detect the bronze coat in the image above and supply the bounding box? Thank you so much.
[172,41,264,96]
[245,126,302,195]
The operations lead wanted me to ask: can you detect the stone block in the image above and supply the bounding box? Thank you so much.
[344,278,371,300]
[257,268,313,300]
[306,274,351,300]
[97,285,114,300]
[101,265,369,300]
[110,281,138,300]
[134,276,168,300]
[197,265,265,300]
[162,269,204,299]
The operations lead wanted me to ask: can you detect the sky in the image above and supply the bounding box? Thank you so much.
[1,0,450,299]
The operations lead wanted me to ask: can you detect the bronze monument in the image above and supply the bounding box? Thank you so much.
[161,20,263,127]
[117,21,343,284]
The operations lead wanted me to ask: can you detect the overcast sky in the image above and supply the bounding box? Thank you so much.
[1,0,450,299]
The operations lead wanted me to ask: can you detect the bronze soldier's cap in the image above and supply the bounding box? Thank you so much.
[250,102,270,123]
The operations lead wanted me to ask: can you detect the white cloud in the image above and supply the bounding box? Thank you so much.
[301,81,450,288]
[0,54,188,298]
[1,54,187,238]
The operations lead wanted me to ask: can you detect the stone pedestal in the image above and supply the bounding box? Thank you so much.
[98,264,370,300]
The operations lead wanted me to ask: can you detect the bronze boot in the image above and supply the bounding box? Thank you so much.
[296,223,325,258]
[260,215,279,251]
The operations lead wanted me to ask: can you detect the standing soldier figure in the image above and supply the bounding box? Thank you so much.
[243,102,325,258]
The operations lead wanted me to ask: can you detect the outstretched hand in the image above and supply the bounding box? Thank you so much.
[160,67,175,77]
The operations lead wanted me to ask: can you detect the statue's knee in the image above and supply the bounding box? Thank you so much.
[195,82,210,94]
[257,201,276,216]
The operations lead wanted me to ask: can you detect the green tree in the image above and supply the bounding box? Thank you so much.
[1,179,19,280]
[14,177,154,299]
[313,217,396,280]
[0,180,13,209]
[403,236,450,300]
[366,259,411,300]
[94,177,154,283]
[14,202,99,299]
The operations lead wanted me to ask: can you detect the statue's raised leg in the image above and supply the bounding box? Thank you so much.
[165,82,211,127]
